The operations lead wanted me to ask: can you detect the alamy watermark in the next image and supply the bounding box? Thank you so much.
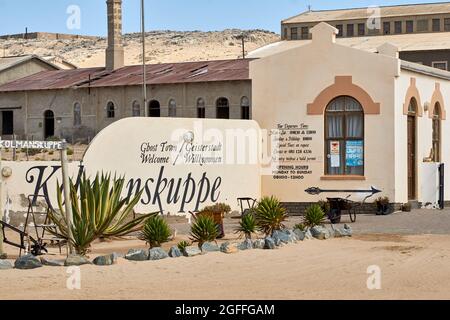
[66,5,81,30]
[367,265,382,290]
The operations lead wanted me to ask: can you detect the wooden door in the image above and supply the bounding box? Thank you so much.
[407,115,416,200]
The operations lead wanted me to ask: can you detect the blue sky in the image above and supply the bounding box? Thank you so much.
[0,0,447,36]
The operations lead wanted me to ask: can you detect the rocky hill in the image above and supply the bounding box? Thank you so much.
[0,29,279,68]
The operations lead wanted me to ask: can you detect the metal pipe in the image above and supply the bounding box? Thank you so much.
[141,0,148,117]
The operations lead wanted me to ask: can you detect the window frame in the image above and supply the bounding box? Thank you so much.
[445,18,450,31]
[432,104,442,163]
[417,19,429,32]
[383,21,391,35]
[216,97,230,119]
[197,97,206,119]
[432,18,441,32]
[324,96,365,177]
[432,61,448,71]
[168,99,177,117]
[346,24,354,37]
[73,102,82,127]
[132,100,141,117]
[240,96,250,120]
[394,21,402,34]
[336,24,343,37]
[357,23,365,36]
[301,26,309,39]
[406,20,414,33]
[106,101,116,119]
[291,27,298,40]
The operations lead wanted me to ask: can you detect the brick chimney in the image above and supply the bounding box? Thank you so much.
[106,0,124,70]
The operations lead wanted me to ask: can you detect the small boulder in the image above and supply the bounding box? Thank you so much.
[125,249,149,261]
[220,242,239,254]
[201,242,220,253]
[0,260,13,270]
[304,228,313,240]
[334,224,353,237]
[253,239,265,249]
[237,239,253,251]
[293,229,306,241]
[65,254,92,266]
[183,246,202,257]
[311,226,331,240]
[264,237,276,249]
[93,253,118,266]
[40,257,65,267]
[168,246,182,258]
[149,248,169,260]
[15,254,42,270]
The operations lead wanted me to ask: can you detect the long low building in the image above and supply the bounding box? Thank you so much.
[0,59,252,142]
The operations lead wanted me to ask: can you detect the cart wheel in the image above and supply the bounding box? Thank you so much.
[349,208,357,223]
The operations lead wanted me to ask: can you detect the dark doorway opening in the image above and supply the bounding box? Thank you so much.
[216,97,230,119]
[149,100,161,117]
[44,110,55,139]
[2,111,14,135]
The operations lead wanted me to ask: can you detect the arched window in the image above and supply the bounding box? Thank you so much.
[197,98,206,118]
[408,97,418,115]
[216,97,229,119]
[149,100,160,117]
[106,101,115,118]
[73,102,82,126]
[241,96,250,120]
[432,103,442,162]
[325,96,364,176]
[132,101,141,117]
[168,99,177,117]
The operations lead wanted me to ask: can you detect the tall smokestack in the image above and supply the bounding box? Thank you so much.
[106,0,124,70]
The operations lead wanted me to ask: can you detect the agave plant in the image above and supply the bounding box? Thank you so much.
[303,204,325,228]
[235,210,257,239]
[47,173,156,255]
[177,240,190,252]
[189,215,219,248]
[255,196,288,236]
[139,215,172,248]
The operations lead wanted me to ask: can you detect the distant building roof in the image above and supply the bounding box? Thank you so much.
[0,55,61,73]
[283,2,450,24]
[0,59,251,92]
[248,31,450,59]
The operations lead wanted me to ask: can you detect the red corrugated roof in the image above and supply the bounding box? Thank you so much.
[0,59,251,92]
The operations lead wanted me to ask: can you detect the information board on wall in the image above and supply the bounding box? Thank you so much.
[271,123,318,181]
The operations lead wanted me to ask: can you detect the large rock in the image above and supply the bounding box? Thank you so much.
[293,229,306,241]
[253,239,265,249]
[310,226,331,240]
[0,260,13,270]
[65,254,92,266]
[201,242,220,253]
[183,246,202,257]
[15,254,43,270]
[304,229,313,240]
[237,239,253,251]
[264,237,276,249]
[333,224,353,238]
[168,246,182,258]
[125,249,149,261]
[40,257,65,267]
[273,230,297,245]
[220,242,239,254]
[149,248,169,260]
[93,253,120,266]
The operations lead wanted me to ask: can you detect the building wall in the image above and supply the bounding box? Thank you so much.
[0,80,252,141]
[282,13,450,40]
[251,24,399,206]
[400,50,450,71]
[0,60,57,86]
[394,70,450,204]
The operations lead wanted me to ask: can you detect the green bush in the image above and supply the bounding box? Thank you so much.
[294,223,306,232]
[190,215,219,248]
[139,216,172,248]
[48,173,156,255]
[200,203,231,215]
[177,240,190,252]
[255,196,288,236]
[235,210,257,239]
[67,148,74,156]
[303,205,325,228]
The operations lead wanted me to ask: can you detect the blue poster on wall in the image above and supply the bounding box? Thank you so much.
[346,140,364,167]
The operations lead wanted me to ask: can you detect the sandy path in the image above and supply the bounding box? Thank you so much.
[1,234,450,300]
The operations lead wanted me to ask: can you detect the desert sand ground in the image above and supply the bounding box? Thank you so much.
[1,210,450,300]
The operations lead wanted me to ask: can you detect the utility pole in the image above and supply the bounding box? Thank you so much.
[0,136,4,258]
[60,140,74,255]
[240,33,246,59]
[141,0,148,117]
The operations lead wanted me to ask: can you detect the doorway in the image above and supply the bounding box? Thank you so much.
[1,111,14,135]
[407,114,417,200]
[44,110,55,139]
[149,100,160,117]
